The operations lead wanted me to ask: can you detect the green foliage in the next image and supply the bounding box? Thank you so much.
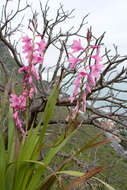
[0,84,117,190]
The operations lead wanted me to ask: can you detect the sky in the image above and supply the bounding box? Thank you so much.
[26,0,127,55]
[1,0,127,72]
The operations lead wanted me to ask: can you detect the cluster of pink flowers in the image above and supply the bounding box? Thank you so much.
[10,35,46,134]
[68,38,104,120]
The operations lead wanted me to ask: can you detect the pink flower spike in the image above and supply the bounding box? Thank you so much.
[90,65,99,78]
[74,76,81,86]
[10,94,20,109]
[82,91,86,112]
[35,55,43,64]
[32,64,39,80]
[90,48,102,65]
[69,96,75,103]
[20,95,26,111]
[78,69,88,78]
[71,39,85,53]
[29,76,33,84]
[69,54,82,69]
[70,81,79,103]
[72,101,79,120]
[90,63,104,79]
[29,88,34,99]
[16,118,25,135]
[36,39,46,53]
[18,66,30,73]
[88,74,96,87]
[70,86,78,103]
[32,83,37,94]
[22,36,32,43]
[13,110,25,135]
[22,43,32,54]
[86,82,91,93]
[31,53,43,65]
[95,62,104,71]
[13,111,19,120]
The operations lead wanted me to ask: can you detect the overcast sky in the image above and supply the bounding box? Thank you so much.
[25,0,127,55]
[1,0,127,54]
[1,0,127,72]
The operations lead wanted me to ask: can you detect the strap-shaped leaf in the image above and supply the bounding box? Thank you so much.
[65,166,104,190]
[0,131,6,190]
[93,177,116,190]
[26,86,59,190]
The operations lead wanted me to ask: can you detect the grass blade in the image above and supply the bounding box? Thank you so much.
[0,131,6,190]
[26,86,59,190]
[65,166,104,190]
[8,110,15,162]
[93,177,116,190]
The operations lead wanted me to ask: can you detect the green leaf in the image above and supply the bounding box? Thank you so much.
[8,110,15,162]
[57,170,84,177]
[5,163,15,190]
[20,168,33,190]
[39,86,59,143]
[0,79,10,127]
[0,131,6,190]
[56,132,104,172]
[6,160,52,190]
[19,107,43,161]
[93,177,116,190]
[75,132,104,155]
[26,86,59,190]
[65,167,104,190]
[14,164,33,190]
[43,129,77,165]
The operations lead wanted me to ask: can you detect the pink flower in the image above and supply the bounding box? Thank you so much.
[70,86,79,103]
[90,47,102,65]
[32,83,37,94]
[13,111,19,120]
[13,111,25,135]
[71,39,85,53]
[29,88,34,99]
[95,62,104,72]
[22,36,32,43]
[69,54,82,69]
[74,76,81,86]
[10,34,46,135]
[35,55,43,64]
[90,63,104,79]
[22,43,32,54]
[78,69,88,78]
[90,65,99,78]
[18,66,30,73]
[72,101,79,120]
[16,118,25,135]
[22,35,33,60]
[82,91,86,112]
[29,76,33,84]
[20,95,26,111]
[36,39,46,54]
[88,74,96,87]
[32,53,43,64]
[86,82,91,93]
[10,94,20,109]
[32,64,39,80]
